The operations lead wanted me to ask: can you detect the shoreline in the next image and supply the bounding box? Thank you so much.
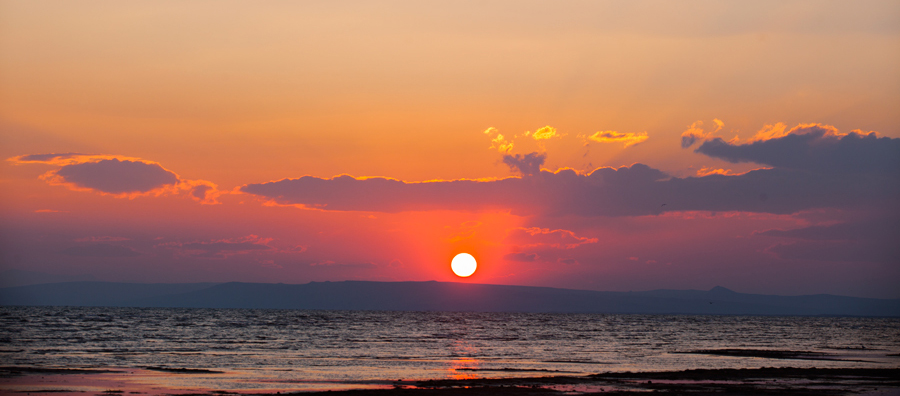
[2,367,898,395]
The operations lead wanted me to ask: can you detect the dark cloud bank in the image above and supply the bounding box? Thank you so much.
[696,126,900,175]
[241,131,899,217]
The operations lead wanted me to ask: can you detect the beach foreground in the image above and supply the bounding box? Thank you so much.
[2,367,899,395]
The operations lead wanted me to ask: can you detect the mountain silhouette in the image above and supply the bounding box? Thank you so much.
[1,281,897,316]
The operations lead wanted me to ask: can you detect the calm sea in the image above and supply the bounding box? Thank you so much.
[1,307,898,391]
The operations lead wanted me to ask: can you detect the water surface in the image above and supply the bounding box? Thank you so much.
[1,307,897,392]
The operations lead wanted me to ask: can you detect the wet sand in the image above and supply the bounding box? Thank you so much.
[2,367,899,395]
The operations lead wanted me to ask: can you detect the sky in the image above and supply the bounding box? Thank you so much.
[1,0,898,298]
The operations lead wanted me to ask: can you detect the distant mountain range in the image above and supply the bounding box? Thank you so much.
[0,269,97,288]
[1,281,898,316]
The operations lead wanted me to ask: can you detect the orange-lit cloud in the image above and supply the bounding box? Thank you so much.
[747,123,789,143]
[696,167,736,177]
[484,127,514,154]
[681,119,724,148]
[183,180,223,205]
[487,126,568,155]
[696,166,772,177]
[530,126,560,141]
[744,122,854,144]
[587,131,649,148]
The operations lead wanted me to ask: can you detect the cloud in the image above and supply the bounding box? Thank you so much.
[9,153,223,203]
[758,218,900,263]
[767,241,899,263]
[50,158,179,194]
[184,180,223,205]
[502,152,546,176]
[256,259,281,269]
[587,131,649,148]
[696,167,735,177]
[310,260,378,268]
[758,219,897,242]
[696,125,898,175]
[485,126,563,154]
[484,127,514,154]
[681,119,724,148]
[239,123,898,217]
[157,235,275,258]
[289,245,308,253]
[531,126,559,141]
[74,236,130,242]
[504,252,539,262]
[241,154,896,217]
[240,163,671,216]
[746,122,790,143]
[13,153,88,164]
[506,227,598,249]
[59,244,141,258]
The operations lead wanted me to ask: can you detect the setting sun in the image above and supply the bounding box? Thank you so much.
[451,253,477,278]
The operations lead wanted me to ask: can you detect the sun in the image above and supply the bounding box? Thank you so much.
[451,253,477,277]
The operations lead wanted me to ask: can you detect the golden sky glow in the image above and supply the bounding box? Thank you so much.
[1,0,898,297]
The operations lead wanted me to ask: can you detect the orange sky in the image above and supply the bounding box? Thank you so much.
[1,0,898,297]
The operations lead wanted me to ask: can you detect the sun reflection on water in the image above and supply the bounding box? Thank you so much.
[447,340,481,380]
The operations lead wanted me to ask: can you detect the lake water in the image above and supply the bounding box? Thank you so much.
[1,306,898,392]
